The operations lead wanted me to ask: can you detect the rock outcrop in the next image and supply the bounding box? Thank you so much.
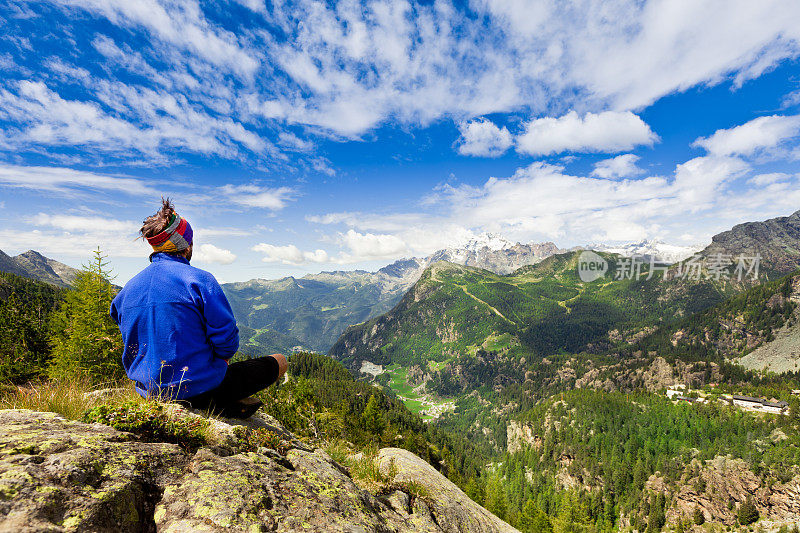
[700,209,800,276]
[0,409,517,532]
[646,456,800,526]
[377,448,518,533]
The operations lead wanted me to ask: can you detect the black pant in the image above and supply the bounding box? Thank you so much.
[180,355,280,413]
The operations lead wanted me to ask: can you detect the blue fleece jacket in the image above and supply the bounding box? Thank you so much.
[110,253,239,399]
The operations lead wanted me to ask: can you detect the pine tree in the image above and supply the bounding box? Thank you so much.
[49,249,123,383]
[362,394,385,437]
[484,475,508,521]
[737,496,759,526]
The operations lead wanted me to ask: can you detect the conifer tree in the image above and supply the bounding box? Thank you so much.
[49,249,123,382]
[737,496,759,526]
[362,394,385,436]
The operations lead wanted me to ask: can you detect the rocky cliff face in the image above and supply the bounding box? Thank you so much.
[0,408,516,533]
[700,209,800,277]
[647,456,800,526]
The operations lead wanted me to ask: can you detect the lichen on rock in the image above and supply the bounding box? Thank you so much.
[0,408,517,532]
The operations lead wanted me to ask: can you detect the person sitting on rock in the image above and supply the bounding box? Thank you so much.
[110,198,288,418]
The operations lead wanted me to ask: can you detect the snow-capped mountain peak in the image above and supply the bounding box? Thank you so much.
[461,233,516,252]
[589,239,705,264]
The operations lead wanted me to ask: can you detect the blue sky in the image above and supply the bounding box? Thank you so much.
[1,0,800,284]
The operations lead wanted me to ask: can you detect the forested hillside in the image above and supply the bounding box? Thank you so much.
[484,389,800,531]
[0,271,64,382]
[330,252,734,401]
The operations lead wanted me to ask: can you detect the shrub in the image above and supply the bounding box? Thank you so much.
[693,507,705,525]
[82,401,208,451]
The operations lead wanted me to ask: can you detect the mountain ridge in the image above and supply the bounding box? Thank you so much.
[327,209,800,423]
[0,249,79,287]
[222,238,568,353]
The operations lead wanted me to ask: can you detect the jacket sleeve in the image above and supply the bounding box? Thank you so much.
[199,275,239,360]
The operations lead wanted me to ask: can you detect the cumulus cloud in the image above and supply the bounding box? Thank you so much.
[308,147,800,256]
[250,229,409,265]
[516,111,658,156]
[456,118,513,157]
[193,243,237,264]
[338,229,408,259]
[219,184,294,210]
[252,243,329,264]
[591,154,644,178]
[0,228,150,259]
[2,212,149,259]
[693,114,800,157]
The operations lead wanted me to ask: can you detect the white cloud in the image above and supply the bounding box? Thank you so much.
[591,154,643,178]
[66,0,258,77]
[748,172,790,186]
[478,0,800,110]
[338,229,408,259]
[0,228,149,259]
[0,81,269,161]
[250,229,409,265]
[308,149,793,255]
[0,163,160,196]
[233,0,265,13]
[30,213,138,233]
[252,243,329,264]
[516,111,658,156]
[277,132,314,153]
[2,0,798,166]
[219,184,294,210]
[456,118,513,157]
[693,114,800,157]
[782,90,800,109]
[193,243,236,265]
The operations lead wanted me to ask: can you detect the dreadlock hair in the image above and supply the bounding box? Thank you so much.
[140,197,176,239]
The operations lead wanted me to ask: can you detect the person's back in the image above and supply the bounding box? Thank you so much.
[110,198,287,418]
[111,252,237,399]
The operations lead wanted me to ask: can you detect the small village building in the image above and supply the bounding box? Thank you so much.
[732,395,788,414]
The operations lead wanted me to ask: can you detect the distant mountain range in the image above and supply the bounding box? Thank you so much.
[0,249,79,287]
[5,210,800,357]
[225,210,800,355]
[223,235,565,354]
[329,209,800,396]
[588,239,703,263]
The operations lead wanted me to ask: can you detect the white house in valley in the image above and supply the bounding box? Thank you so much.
[731,395,789,414]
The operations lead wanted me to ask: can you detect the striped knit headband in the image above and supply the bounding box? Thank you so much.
[146,213,193,253]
